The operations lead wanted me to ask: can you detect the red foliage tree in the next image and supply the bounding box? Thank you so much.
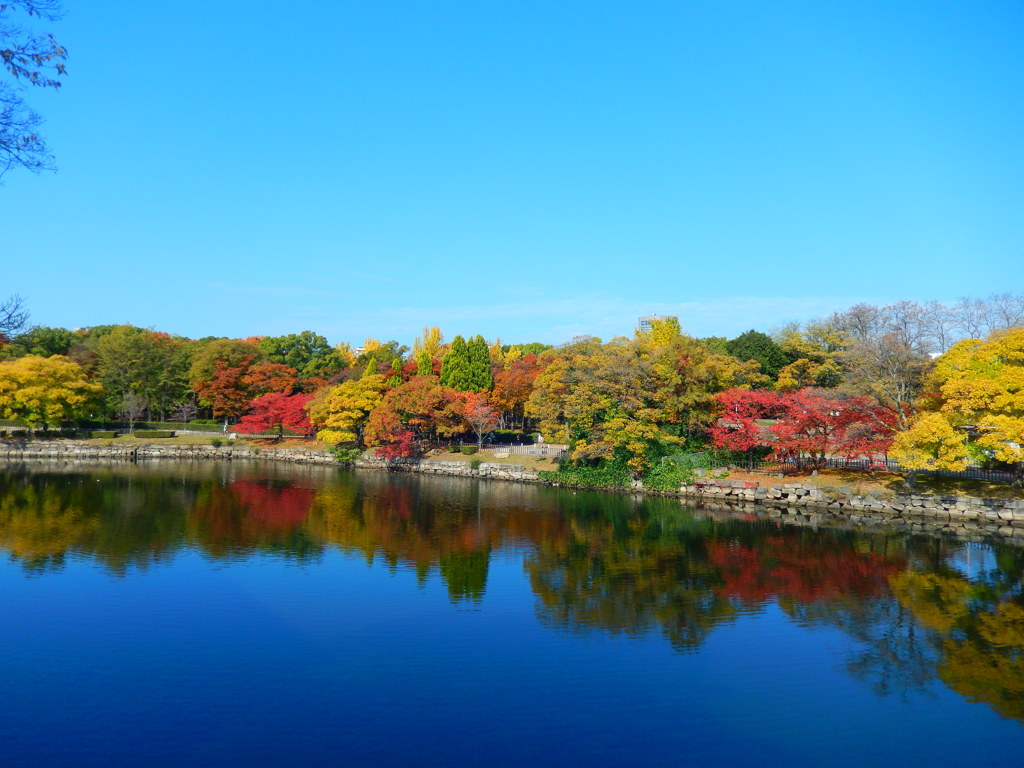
[194,358,256,423]
[769,389,895,465]
[489,353,541,429]
[462,391,501,448]
[235,392,314,439]
[376,429,418,459]
[708,388,785,452]
[242,363,299,396]
[710,388,896,467]
[366,376,466,448]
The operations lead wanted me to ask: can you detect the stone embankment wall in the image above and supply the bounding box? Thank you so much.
[2,441,1022,536]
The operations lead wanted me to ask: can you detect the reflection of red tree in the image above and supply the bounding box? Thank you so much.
[708,538,904,605]
[230,481,316,534]
[189,480,316,552]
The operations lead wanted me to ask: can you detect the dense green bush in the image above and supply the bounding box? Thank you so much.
[90,431,118,439]
[33,429,81,439]
[210,437,224,448]
[134,430,175,438]
[332,447,361,464]
[539,461,630,488]
[460,446,478,455]
[448,444,462,453]
[470,458,482,470]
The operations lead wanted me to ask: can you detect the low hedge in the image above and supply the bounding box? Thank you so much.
[91,430,119,438]
[133,430,176,438]
[460,446,479,455]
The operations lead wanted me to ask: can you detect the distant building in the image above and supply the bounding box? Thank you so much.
[638,314,678,334]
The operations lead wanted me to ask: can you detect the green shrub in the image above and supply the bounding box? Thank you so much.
[210,437,224,448]
[91,430,118,439]
[460,446,478,455]
[539,460,630,488]
[33,429,80,439]
[470,458,482,470]
[448,444,462,453]
[133,430,175,438]
[331,447,361,464]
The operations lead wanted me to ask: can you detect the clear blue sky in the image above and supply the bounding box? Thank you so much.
[3,0,1022,346]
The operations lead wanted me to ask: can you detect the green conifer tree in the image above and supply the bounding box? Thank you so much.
[440,335,468,388]
[416,350,433,377]
[467,335,494,392]
[362,356,377,379]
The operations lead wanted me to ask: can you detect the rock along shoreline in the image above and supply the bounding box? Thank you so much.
[2,440,1023,541]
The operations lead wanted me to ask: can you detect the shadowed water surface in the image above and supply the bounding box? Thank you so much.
[1,461,1022,767]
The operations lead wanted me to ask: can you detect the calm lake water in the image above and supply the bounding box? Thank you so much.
[1,461,1022,767]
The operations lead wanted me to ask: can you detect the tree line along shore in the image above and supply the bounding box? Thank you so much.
[1,293,1023,490]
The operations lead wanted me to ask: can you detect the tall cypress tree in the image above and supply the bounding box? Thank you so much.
[440,335,468,389]
[467,335,493,392]
[416,350,433,377]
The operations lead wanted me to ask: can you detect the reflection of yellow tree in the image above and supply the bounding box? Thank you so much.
[0,482,98,570]
[940,601,1024,721]
[889,571,971,633]
[891,568,1024,722]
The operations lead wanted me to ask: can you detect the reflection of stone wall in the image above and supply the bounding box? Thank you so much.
[2,442,1022,534]
[683,479,1024,538]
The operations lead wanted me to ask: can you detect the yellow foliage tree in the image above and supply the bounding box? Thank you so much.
[488,338,505,368]
[306,374,386,445]
[889,412,969,475]
[334,342,355,367]
[412,326,444,359]
[636,316,683,349]
[926,328,1024,476]
[0,355,102,429]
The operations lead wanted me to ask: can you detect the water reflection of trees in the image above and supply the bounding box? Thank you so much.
[0,466,1022,720]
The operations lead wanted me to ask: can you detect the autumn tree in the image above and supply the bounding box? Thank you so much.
[904,328,1024,480]
[189,338,268,425]
[889,413,969,486]
[189,338,265,387]
[241,363,299,397]
[637,316,683,348]
[0,354,101,429]
[461,392,500,448]
[775,322,844,389]
[490,353,541,429]
[194,359,257,425]
[710,388,896,468]
[236,392,314,440]
[306,374,386,446]
[412,326,444,360]
[365,376,465,449]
